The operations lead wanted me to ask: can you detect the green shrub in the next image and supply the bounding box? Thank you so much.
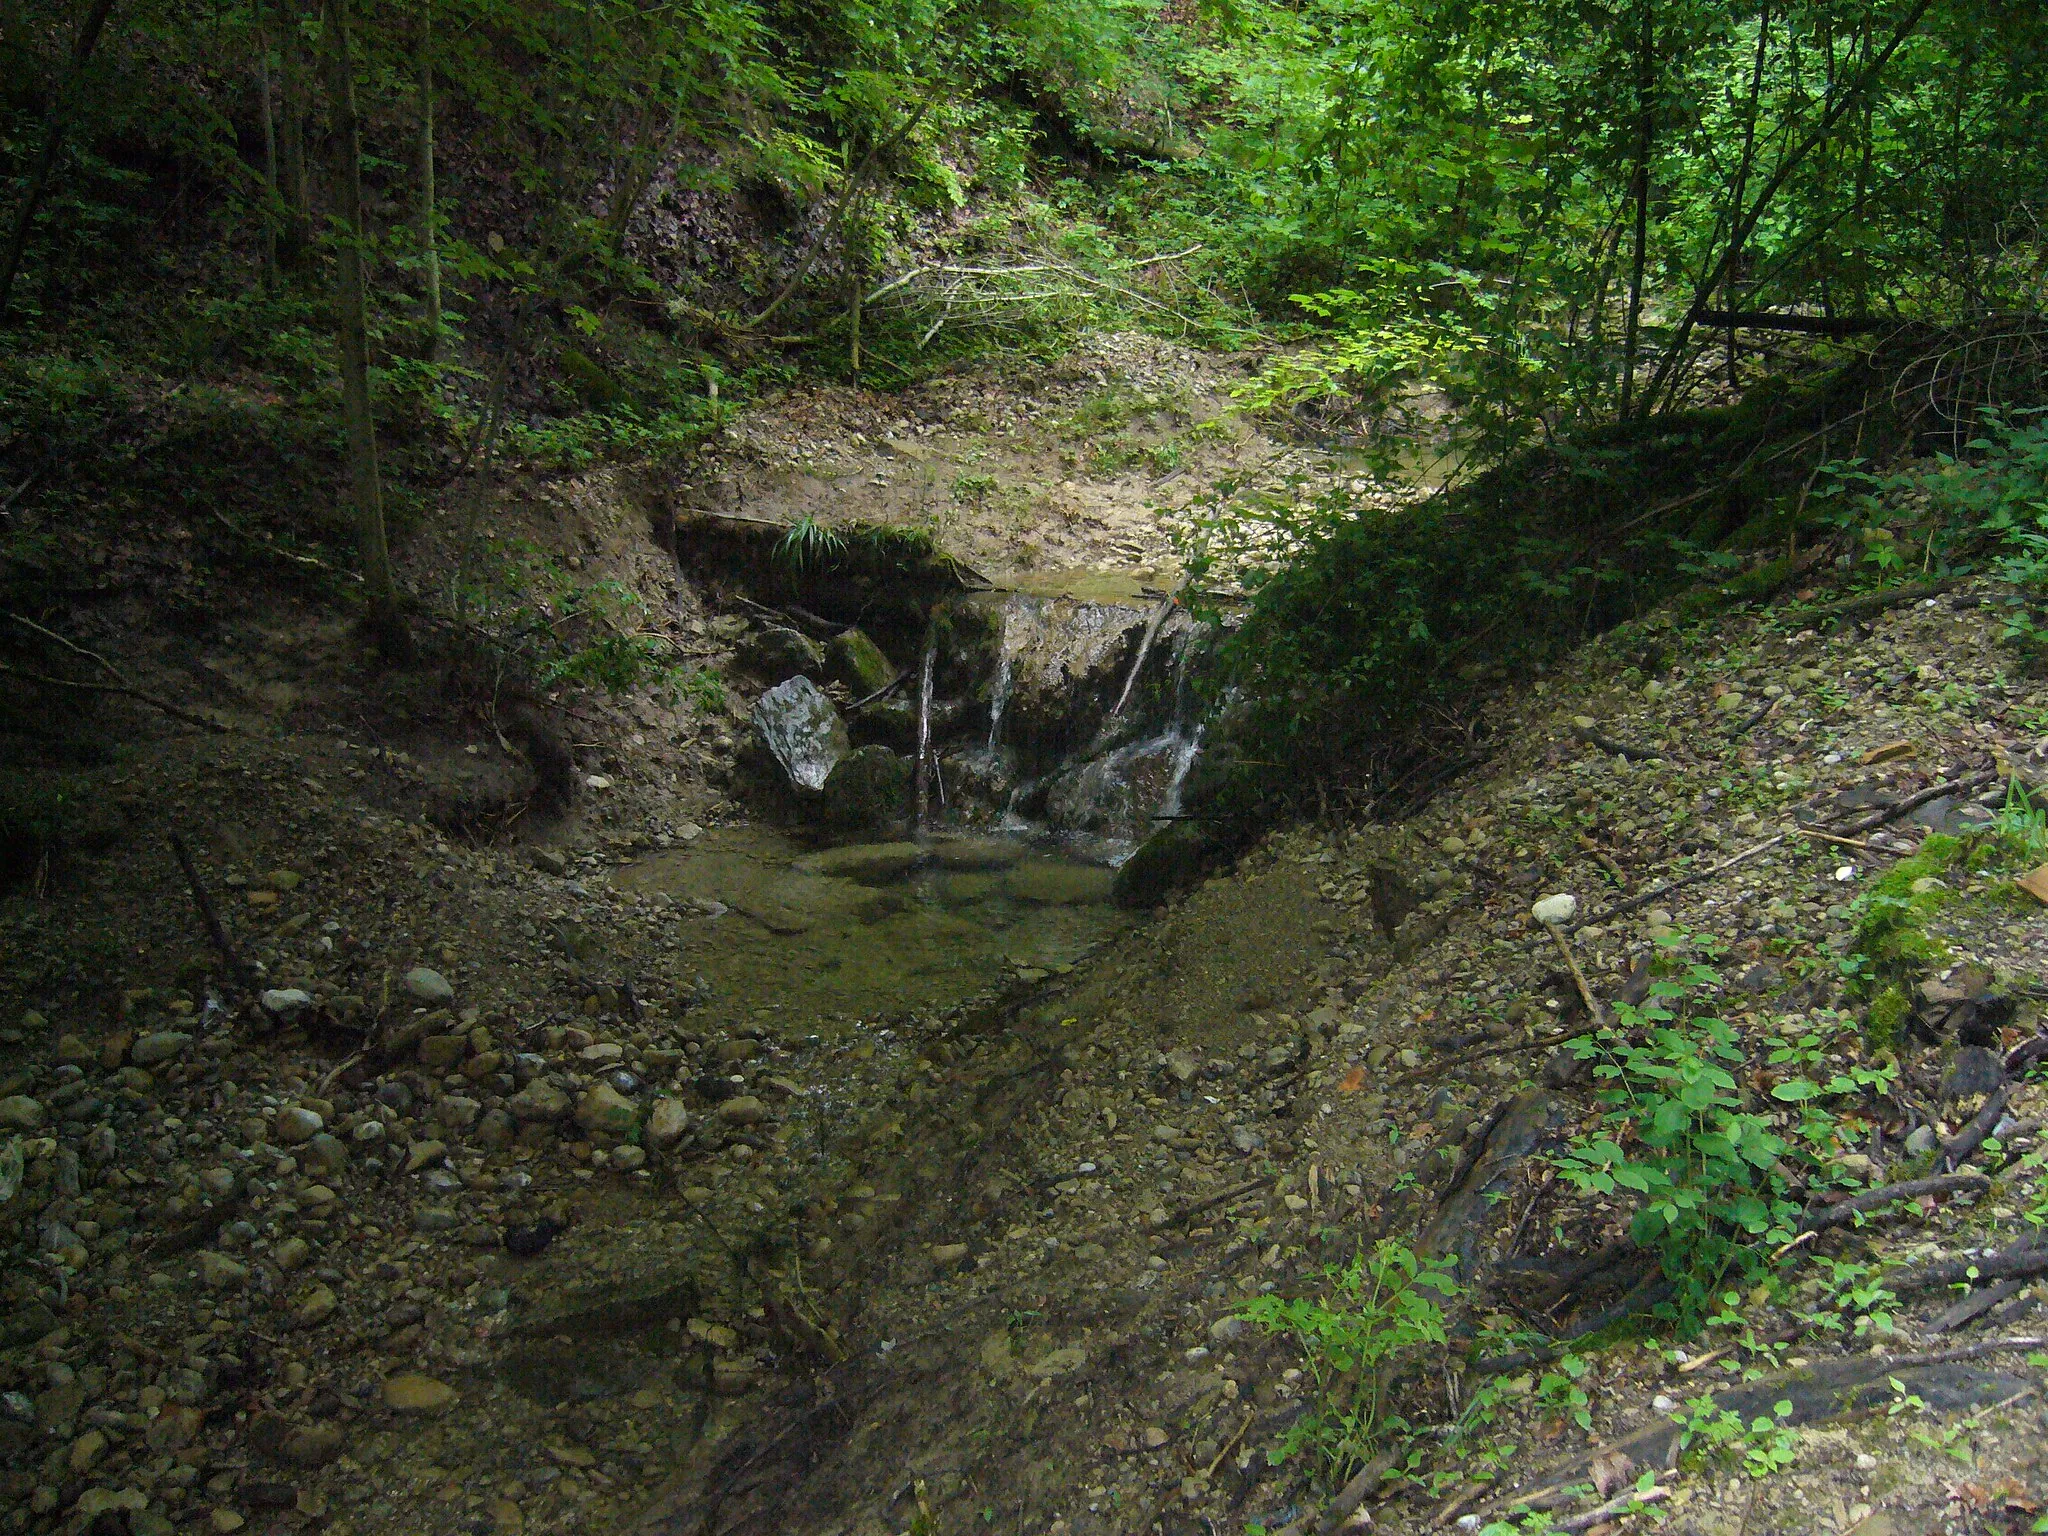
[1238,1240,1458,1482]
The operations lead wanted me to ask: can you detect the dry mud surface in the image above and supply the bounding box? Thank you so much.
[4,339,2048,1536]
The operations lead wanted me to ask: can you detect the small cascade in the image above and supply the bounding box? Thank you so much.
[913,633,936,830]
[1106,596,1174,723]
[985,618,1015,752]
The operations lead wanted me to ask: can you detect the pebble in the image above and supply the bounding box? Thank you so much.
[280,1422,345,1467]
[404,1140,448,1173]
[381,1373,458,1414]
[716,1095,767,1126]
[609,1145,647,1172]
[130,1031,193,1066]
[647,1097,692,1149]
[403,967,456,1005]
[294,1286,338,1327]
[197,1252,249,1289]
[258,989,314,1020]
[273,1108,323,1145]
[273,1238,311,1271]
[509,1081,570,1122]
[575,1083,639,1135]
[1904,1125,1938,1156]
[1531,893,1578,926]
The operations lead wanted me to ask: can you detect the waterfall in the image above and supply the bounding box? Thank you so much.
[1106,596,1173,723]
[986,615,1015,752]
[913,633,936,830]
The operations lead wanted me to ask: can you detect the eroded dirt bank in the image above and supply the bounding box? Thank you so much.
[5,338,2048,1536]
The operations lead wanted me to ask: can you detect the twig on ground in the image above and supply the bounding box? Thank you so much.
[1887,1238,2048,1297]
[1569,725,1663,762]
[1545,923,1606,1026]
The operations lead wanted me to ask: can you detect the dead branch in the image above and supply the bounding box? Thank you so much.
[169,834,255,987]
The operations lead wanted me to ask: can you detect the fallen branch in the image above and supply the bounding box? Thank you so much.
[3,613,227,732]
[169,834,255,988]
[1941,1085,2013,1174]
[1570,725,1663,762]
[1555,1483,1671,1533]
[1797,1172,1988,1233]
[1886,1236,2048,1298]
[1696,308,1895,337]
[1810,579,1957,624]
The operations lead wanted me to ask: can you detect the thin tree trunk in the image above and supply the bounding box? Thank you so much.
[257,2,279,290]
[278,0,311,266]
[1643,0,1937,414]
[0,0,123,324]
[416,14,442,361]
[1618,0,1654,419]
[1724,0,1772,391]
[321,0,408,658]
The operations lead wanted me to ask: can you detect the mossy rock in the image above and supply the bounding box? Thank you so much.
[558,347,623,409]
[820,746,911,831]
[826,628,896,697]
[1111,822,1214,909]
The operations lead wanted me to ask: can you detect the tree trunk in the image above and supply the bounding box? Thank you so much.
[1724,0,1771,390]
[1618,0,1654,419]
[416,15,442,361]
[0,0,123,324]
[320,0,409,658]
[257,2,280,289]
[278,0,311,266]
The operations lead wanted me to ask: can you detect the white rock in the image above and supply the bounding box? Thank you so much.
[259,989,315,1019]
[1531,893,1578,926]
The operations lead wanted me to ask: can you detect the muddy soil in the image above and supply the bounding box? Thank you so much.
[5,335,2048,1536]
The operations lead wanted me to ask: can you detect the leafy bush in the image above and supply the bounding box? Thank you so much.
[1238,1240,1458,1481]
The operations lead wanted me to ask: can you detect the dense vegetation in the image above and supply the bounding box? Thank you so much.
[2,0,2045,794]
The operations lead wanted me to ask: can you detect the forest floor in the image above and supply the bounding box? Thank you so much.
[4,332,2048,1536]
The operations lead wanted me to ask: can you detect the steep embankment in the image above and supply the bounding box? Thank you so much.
[4,336,2048,1536]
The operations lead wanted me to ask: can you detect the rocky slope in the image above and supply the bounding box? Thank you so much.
[4,339,2048,1536]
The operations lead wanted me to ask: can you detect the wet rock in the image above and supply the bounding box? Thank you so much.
[575,1083,639,1136]
[273,1108,322,1145]
[1008,860,1114,904]
[131,1031,192,1066]
[738,626,825,683]
[826,628,895,696]
[508,1080,570,1122]
[404,968,456,1005]
[754,676,850,792]
[1111,822,1213,908]
[381,1373,458,1414]
[798,841,922,883]
[820,745,911,830]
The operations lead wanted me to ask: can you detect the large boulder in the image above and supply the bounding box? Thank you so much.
[1110,821,1214,909]
[820,746,912,831]
[737,626,825,683]
[754,676,850,792]
[826,628,896,697]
